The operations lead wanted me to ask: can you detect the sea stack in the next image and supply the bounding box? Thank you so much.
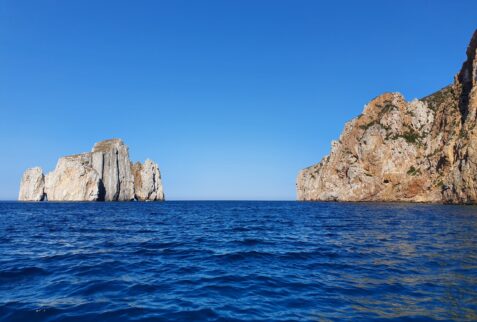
[297,29,477,203]
[19,139,164,202]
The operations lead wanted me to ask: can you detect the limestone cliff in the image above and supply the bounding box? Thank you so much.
[19,139,165,202]
[18,167,45,201]
[45,155,102,201]
[297,29,477,203]
[91,139,135,201]
[132,159,164,201]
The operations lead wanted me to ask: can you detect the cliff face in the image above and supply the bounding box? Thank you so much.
[91,139,135,201]
[132,159,164,201]
[19,139,165,202]
[45,155,102,201]
[18,167,45,201]
[297,30,477,203]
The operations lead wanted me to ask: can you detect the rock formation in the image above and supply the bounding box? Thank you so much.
[45,155,102,201]
[132,159,164,201]
[19,139,165,202]
[91,139,135,201]
[297,29,477,203]
[18,167,45,201]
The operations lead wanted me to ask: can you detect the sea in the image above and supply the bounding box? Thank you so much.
[0,201,476,321]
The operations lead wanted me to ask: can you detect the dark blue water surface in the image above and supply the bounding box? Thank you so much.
[1,201,477,321]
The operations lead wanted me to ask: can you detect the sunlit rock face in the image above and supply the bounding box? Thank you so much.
[19,139,165,202]
[132,159,164,201]
[297,29,477,203]
[45,155,102,201]
[18,167,45,201]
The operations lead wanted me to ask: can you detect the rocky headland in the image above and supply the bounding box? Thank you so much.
[19,139,164,202]
[297,29,477,203]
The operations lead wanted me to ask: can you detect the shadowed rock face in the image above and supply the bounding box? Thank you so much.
[297,29,477,203]
[19,139,164,202]
[91,139,135,201]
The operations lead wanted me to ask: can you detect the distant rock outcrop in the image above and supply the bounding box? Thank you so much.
[44,154,102,201]
[297,29,477,203]
[132,159,164,201]
[19,139,165,202]
[91,139,135,201]
[18,167,45,201]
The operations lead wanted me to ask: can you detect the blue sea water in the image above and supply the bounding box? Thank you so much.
[0,201,476,322]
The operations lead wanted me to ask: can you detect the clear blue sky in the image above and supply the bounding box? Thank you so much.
[0,1,476,200]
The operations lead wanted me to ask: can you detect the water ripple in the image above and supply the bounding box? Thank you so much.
[0,201,476,321]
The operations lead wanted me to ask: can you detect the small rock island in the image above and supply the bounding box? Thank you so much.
[19,139,164,202]
[297,29,477,203]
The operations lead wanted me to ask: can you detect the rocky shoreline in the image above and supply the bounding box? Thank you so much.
[297,29,477,203]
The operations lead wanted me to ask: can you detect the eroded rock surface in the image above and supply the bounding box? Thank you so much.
[19,139,165,202]
[45,155,102,201]
[91,139,135,201]
[18,167,45,201]
[132,159,164,201]
[297,29,477,203]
